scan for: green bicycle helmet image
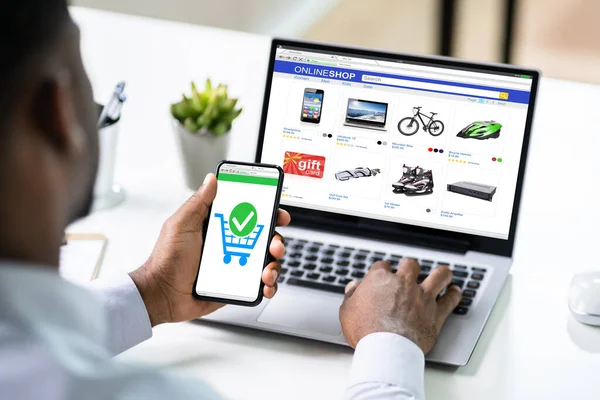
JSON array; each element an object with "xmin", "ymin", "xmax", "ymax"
[{"xmin": 456, "ymin": 120, "xmax": 502, "ymax": 140}]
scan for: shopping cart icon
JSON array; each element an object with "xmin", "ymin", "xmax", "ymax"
[{"xmin": 215, "ymin": 213, "xmax": 265, "ymax": 266}]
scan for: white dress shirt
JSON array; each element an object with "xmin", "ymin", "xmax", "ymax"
[{"xmin": 0, "ymin": 263, "xmax": 424, "ymax": 399}]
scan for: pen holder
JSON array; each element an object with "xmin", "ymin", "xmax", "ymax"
[{"xmin": 93, "ymin": 103, "xmax": 126, "ymax": 211}]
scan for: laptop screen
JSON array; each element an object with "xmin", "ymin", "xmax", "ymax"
[{"xmin": 259, "ymin": 43, "xmax": 535, "ymax": 240}]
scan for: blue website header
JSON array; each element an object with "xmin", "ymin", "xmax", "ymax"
[{"xmin": 274, "ymin": 60, "xmax": 530, "ymax": 105}]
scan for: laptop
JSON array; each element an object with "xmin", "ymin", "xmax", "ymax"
[
  {"xmin": 343, "ymin": 98, "xmax": 389, "ymax": 131},
  {"xmin": 205, "ymin": 38, "xmax": 539, "ymax": 366}
]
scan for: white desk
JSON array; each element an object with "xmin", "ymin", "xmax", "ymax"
[{"xmin": 70, "ymin": 7, "xmax": 600, "ymax": 400}]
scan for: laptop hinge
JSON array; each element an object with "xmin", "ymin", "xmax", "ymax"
[{"xmin": 293, "ymin": 214, "xmax": 470, "ymax": 255}]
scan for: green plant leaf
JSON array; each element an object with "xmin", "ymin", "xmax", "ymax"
[
  {"xmin": 184, "ymin": 117, "xmax": 199, "ymax": 132},
  {"xmin": 212, "ymin": 122, "xmax": 229, "ymax": 136}
]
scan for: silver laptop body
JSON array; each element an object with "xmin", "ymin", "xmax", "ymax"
[{"xmin": 204, "ymin": 39, "xmax": 539, "ymax": 366}]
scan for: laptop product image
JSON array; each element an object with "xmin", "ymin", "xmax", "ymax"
[
  {"xmin": 343, "ymin": 98, "xmax": 388, "ymax": 131},
  {"xmin": 205, "ymin": 38, "xmax": 539, "ymax": 366}
]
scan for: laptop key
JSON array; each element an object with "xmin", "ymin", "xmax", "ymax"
[
  {"xmin": 472, "ymin": 267, "xmax": 487, "ymax": 272},
  {"xmin": 286, "ymin": 278, "xmax": 345, "ymax": 294},
  {"xmin": 306, "ymin": 273, "xmax": 320, "ymax": 280},
  {"xmin": 288, "ymin": 260, "xmax": 301, "ymax": 268},
  {"xmin": 385, "ymin": 259, "xmax": 398, "ymax": 266},
  {"xmin": 321, "ymin": 257, "xmax": 334, "ymax": 264},
  {"xmin": 323, "ymin": 275, "xmax": 336, "ymax": 283},
  {"xmin": 354, "ymin": 254, "xmax": 367, "ymax": 261},
  {"xmin": 339, "ymin": 252, "xmax": 352, "ymax": 258},
  {"xmin": 370, "ymin": 257, "xmax": 383, "ymax": 263},
  {"xmin": 421, "ymin": 265, "xmax": 431, "ymax": 272},
  {"xmin": 352, "ymin": 262, "xmax": 366, "ymax": 269},
  {"xmin": 319, "ymin": 266, "xmax": 333, "ymax": 273},
  {"xmin": 338, "ymin": 277, "xmax": 352, "ymax": 285},
  {"xmin": 467, "ymin": 281, "xmax": 480, "ymax": 289},
  {"xmin": 293, "ymin": 243, "xmax": 304, "ymax": 250},
  {"xmin": 417, "ymin": 274, "xmax": 429, "ymax": 283},
  {"xmin": 303, "ymin": 263, "xmax": 317, "ymax": 271},
  {"xmin": 322, "ymin": 249, "xmax": 335, "ymax": 256},
  {"xmin": 471, "ymin": 273, "xmax": 484, "ymax": 281},
  {"xmin": 305, "ymin": 255, "xmax": 318, "ymax": 262},
  {"xmin": 453, "ymin": 306, "xmax": 469, "ymax": 315},
  {"xmin": 290, "ymin": 270, "xmax": 304, "ymax": 277},
  {"xmin": 437, "ymin": 262, "xmax": 450, "ymax": 266},
  {"xmin": 374, "ymin": 251, "xmax": 386, "ymax": 256},
  {"xmin": 335, "ymin": 269, "xmax": 349, "ymax": 276},
  {"xmin": 351, "ymin": 271, "xmax": 365, "ymax": 279},
  {"xmin": 391, "ymin": 254, "xmax": 403, "ymax": 259},
  {"xmin": 290, "ymin": 252, "xmax": 302, "ymax": 259},
  {"xmin": 421, "ymin": 259, "xmax": 434, "ymax": 265},
  {"xmin": 452, "ymin": 270, "xmax": 469, "ymax": 278},
  {"xmin": 279, "ymin": 259, "xmax": 285, "ymax": 265},
  {"xmin": 463, "ymin": 289, "xmax": 476, "ymax": 298},
  {"xmin": 336, "ymin": 260, "xmax": 350, "ymax": 267},
  {"xmin": 450, "ymin": 279, "xmax": 465, "ymax": 289},
  {"xmin": 277, "ymin": 276, "xmax": 285, "ymax": 283},
  {"xmin": 359, "ymin": 249, "xmax": 370, "ymax": 253},
  {"xmin": 281, "ymin": 268, "xmax": 288, "ymax": 275},
  {"xmin": 306, "ymin": 247, "xmax": 319, "ymax": 253},
  {"xmin": 313, "ymin": 242, "xmax": 324, "ymax": 247},
  {"xmin": 454, "ymin": 264, "xmax": 467, "ymax": 269},
  {"xmin": 343, "ymin": 247, "xmax": 355, "ymax": 251},
  {"xmin": 459, "ymin": 298, "xmax": 473, "ymax": 306}
]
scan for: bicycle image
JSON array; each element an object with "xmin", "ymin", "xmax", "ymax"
[
  {"xmin": 215, "ymin": 213, "xmax": 264, "ymax": 266},
  {"xmin": 398, "ymin": 106, "xmax": 445, "ymax": 136}
]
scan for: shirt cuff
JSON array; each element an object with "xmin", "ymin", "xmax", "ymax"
[
  {"xmin": 87, "ymin": 273, "xmax": 153, "ymax": 355},
  {"xmin": 348, "ymin": 332, "xmax": 425, "ymax": 398}
]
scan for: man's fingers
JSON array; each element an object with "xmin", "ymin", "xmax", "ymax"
[
  {"xmin": 276, "ymin": 209, "xmax": 291, "ymax": 227},
  {"xmin": 369, "ymin": 260, "xmax": 393, "ymax": 273},
  {"xmin": 435, "ymin": 285, "xmax": 462, "ymax": 330},
  {"xmin": 269, "ymin": 234, "xmax": 285, "ymax": 259},
  {"xmin": 263, "ymin": 282, "xmax": 278, "ymax": 299},
  {"xmin": 171, "ymin": 173, "xmax": 217, "ymax": 231},
  {"xmin": 396, "ymin": 258, "xmax": 421, "ymax": 281},
  {"xmin": 344, "ymin": 280, "xmax": 360, "ymax": 297},
  {"xmin": 420, "ymin": 266, "xmax": 453, "ymax": 297},
  {"xmin": 262, "ymin": 261, "xmax": 282, "ymax": 287}
]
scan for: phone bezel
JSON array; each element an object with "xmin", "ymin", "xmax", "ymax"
[
  {"xmin": 300, "ymin": 88, "xmax": 324, "ymax": 124},
  {"xmin": 192, "ymin": 160, "xmax": 285, "ymax": 307}
]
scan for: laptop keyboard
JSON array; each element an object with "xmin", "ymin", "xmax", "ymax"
[{"xmin": 278, "ymin": 237, "xmax": 488, "ymax": 316}]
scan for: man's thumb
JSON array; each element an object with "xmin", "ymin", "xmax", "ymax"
[{"xmin": 173, "ymin": 173, "xmax": 217, "ymax": 231}]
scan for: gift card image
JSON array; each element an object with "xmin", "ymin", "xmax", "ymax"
[{"xmin": 283, "ymin": 151, "xmax": 326, "ymax": 179}]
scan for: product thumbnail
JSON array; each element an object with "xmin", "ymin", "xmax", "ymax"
[
  {"xmin": 447, "ymin": 181, "xmax": 497, "ymax": 201},
  {"xmin": 392, "ymin": 165, "xmax": 434, "ymax": 196},
  {"xmin": 398, "ymin": 106, "xmax": 444, "ymax": 136},
  {"xmin": 456, "ymin": 120, "xmax": 502, "ymax": 140},
  {"xmin": 335, "ymin": 167, "xmax": 381, "ymax": 181}
]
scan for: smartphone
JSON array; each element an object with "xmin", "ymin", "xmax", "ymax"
[
  {"xmin": 193, "ymin": 161, "xmax": 284, "ymax": 306},
  {"xmin": 300, "ymin": 88, "xmax": 324, "ymax": 124}
]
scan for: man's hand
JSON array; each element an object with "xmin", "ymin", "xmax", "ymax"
[
  {"xmin": 130, "ymin": 173, "xmax": 291, "ymax": 326},
  {"xmin": 339, "ymin": 259, "xmax": 462, "ymax": 354}
]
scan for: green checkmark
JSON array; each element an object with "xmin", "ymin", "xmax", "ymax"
[{"xmin": 229, "ymin": 202, "xmax": 258, "ymax": 237}]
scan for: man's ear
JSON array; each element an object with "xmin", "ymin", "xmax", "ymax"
[{"xmin": 32, "ymin": 70, "xmax": 84, "ymax": 156}]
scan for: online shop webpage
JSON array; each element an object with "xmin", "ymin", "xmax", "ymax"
[
  {"xmin": 261, "ymin": 46, "xmax": 534, "ymax": 240},
  {"xmin": 195, "ymin": 164, "xmax": 280, "ymax": 302}
]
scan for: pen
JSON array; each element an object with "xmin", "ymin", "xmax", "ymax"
[{"xmin": 97, "ymin": 81, "xmax": 127, "ymax": 129}]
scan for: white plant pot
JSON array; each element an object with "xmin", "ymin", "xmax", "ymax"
[{"xmin": 173, "ymin": 119, "xmax": 229, "ymax": 191}]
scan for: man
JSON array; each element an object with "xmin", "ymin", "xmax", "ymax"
[{"xmin": 0, "ymin": 1, "xmax": 462, "ymax": 399}]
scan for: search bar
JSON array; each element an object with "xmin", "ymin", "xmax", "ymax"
[{"xmin": 362, "ymin": 75, "xmax": 508, "ymax": 100}]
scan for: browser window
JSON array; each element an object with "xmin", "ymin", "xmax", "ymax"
[{"xmin": 260, "ymin": 46, "xmax": 534, "ymax": 240}]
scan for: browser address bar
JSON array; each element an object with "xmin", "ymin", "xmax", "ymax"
[{"xmin": 362, "ymin": 75, "xmax": 508, "ymax": 100}]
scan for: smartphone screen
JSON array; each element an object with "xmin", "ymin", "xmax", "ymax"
[
  {"xmin": 194, "ymin": 162, "xmax": 283, "ymax": 305},
  {"xmin": 300, "ymin": 88, "xmax": 324, "ymax": 123}
]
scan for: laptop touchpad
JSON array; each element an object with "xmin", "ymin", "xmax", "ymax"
[{"xmin": 257, "ymin": 289, "xmax": 343, "ymax": 336}]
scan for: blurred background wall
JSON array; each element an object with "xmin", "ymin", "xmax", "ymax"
[{"xmin": 73, "ymin": 0, "xmax": 600, "ymax": 84}]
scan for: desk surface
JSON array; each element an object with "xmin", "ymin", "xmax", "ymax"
[{"xmin": 70, "ymin": 7, "xmax": 600, "ymax": 400}]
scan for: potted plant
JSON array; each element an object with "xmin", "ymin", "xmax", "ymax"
[{"xmin": 171, "ymin": 79, "xmax": 243, "ymax": 190}]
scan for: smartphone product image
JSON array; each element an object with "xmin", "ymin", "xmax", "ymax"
[
  {"xmin": 194, "ymin": 161, "xmax": 284, "ymax": 306},
  {"xmin": 300, "ymin": 88, "xmax": 324, "ymax": 123}
]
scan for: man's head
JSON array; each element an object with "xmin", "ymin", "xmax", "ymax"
[{"xmin": 0, "ymin": 1, "xmax": 98, "ymax": 265}]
